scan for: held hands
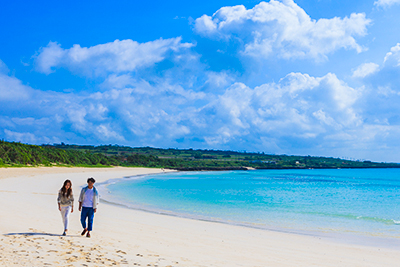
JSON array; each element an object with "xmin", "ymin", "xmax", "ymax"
[{"xmin": 94, "ymin": 208, "xmax": 97, "ymax": 213}]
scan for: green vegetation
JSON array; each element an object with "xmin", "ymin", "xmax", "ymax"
[
  {"xmin": 1, "ymin": 140, "xmax": 398, "ymax": 170},
  {"xmin": 0, "ymin": 140, "xmax": 119, "ymax": 167}
]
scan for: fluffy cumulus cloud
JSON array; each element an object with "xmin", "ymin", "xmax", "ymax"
[
  {"xmin": 194, "ymin": 0, "xmax": 371, "ymax": 60},
  {"xmin": 201, "ymin": 72, "xmax": 362, "ymax": 148},
  {"xmin": 34, "ymin": 38, "xmax": 194, "ymax": 76},
  {"xmin": 374, "ymin": 0, "xmax": 400, "ymax": 7}
]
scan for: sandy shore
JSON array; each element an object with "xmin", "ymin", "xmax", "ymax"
[{"xmin": 0, "ymin": 167, "xmax": 399, "ymax": 266}]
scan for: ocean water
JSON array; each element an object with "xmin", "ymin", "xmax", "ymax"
[{"xmin": 100, "ymin": 169, "xmax": 400, "ymax": 239}]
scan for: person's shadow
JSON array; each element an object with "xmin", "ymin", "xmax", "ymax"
[{"xmin": 5, "ymin": 232, "xmax": 80, "ymax": 237}]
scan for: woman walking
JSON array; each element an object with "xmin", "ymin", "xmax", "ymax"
[{"xmin": 57, "ymin": 179, "xmax": 74, "ymax": 236}]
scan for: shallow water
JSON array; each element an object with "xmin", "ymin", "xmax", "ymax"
[{"xmin": 100, "ymin": 169, "xmax": 400, "ymax": 239}]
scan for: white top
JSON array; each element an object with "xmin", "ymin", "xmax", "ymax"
[{"xmin": 82, "ymin": 188, "xmax": 94, "ymax": 208}]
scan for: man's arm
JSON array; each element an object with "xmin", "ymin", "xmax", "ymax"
[{"xmin": 78, "ymin": 188, "xmax": 85, "ymax": 211}]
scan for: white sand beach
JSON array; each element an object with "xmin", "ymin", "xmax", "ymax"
[{"xmin": 0, "ymin": 167, "xmax": 399, "ymax": 266}]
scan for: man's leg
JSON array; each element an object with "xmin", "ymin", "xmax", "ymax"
[
  {"xmin": 87, "ymin": 208, "xmax": 94, "ymax": 232},
  {"xmin": 80, "ymin": 207, "xmax": 88, "ymax": 229},
  {"xmin": 81, "ymin": 207, "xmax": 90, "ymax": 236}
]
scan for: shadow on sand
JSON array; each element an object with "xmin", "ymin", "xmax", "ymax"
[{"xmin": 4, "ymin": 232, "xmax": 81, "ymax": 237}]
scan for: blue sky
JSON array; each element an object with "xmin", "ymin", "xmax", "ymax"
[{"xmin": 1, "ymin": 0, "xmax": 400, "ymax": 162}]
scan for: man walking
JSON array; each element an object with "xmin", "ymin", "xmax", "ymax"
[{"xmin": 79, "ymin": 177, "xmax": 99, "ymax": 238}]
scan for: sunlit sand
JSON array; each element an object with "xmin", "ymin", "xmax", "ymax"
[{"xmin": 0, "ymin": 167, "xmax": 399, "ymax": 266}]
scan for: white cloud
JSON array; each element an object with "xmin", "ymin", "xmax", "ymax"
[
  {"xmin": 0, "ymin": 73, "xmax": 31, "ymax": 101},
  {"xmin": 4, "ymin": 129, "xmax": 37, "ymax": 143},
  {"xmin": 194, "ymin": 0, "xmax": 371, "ymax": 60},
  {"xmin": 3, "ymin": 52, "xmax": 400, "ymax": 161},
  {"xmin": 34, "ymin": 38, "xmax": 194, "ymax": 76},
  {"xmin": 67, "ymin": 107, "xmax": 89, "ymax": 133},
  {"xmin": 312, "ymin": 109, "xmax": 341, "ymax": 130},
  {"xmin": 205, "ymin": 71, "xmax": 234, "ymax": 88},
  {"xmin": 201, "ymin": 72, "xmax": 362, "ymax": 145},
  {"xmin": 95, "ymin": 124, "xmax": 124, "ymax": 141},
  {"xmin": 374, "ymin": 0, "xmax": 400, "ymax": 7},
  {"xmin": 100, "ymin": 74, "xmax": 135, "ymax": 89},
  {"xmin": 34, "ymin": 42, "xmax": 66, "ymax": 74},
  {"xmin": 377, "ymin": 86, "xmax": 400, "ymax": 96},
  {"xmin": 86, "ymin": 81, "xmax": 204, "ymax": 141},
  {"xmin": 383, "ymin": 43, "xmax": 400, "ymax": 66},
  {"xmin": 352, "ymin": 62, "xmax": 380, "ymax": 78}
]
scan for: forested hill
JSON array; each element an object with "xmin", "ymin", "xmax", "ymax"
[{"xmin": 1, "ymin": 140, "xmax": 399, "ymax": 170}]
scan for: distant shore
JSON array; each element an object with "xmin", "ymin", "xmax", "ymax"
[
  {"xmin": 0, "ymin": 166, "xmax": 399, "ymax": 266},
  {"xmin": 2, "ymin": 140, "xmax": 399, "ymax": 172},
  {"xmin": 171, "ymin": 165, "xmax": 400, "ymax": 171}
]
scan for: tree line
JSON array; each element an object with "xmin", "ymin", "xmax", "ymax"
[{"xmin": 1, "ymin": 140, "xmax": 399, "ymax": 170}]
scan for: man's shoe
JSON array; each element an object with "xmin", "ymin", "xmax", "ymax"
[
  {"xmin": 86, "ymin": 232, "xmax": 91, "ymax": 238},
  {"xmin": 81, "ymin": 229, "xmax": 87, "ymax": 236}
]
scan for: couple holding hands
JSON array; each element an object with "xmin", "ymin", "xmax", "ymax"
[{"xmin": 57, "ymin": 177, "xmax": 99, "ymax": 237}]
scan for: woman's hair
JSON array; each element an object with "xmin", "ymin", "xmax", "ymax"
[{"xmin": 61, "ymin": 179, "xmax": 72, "ymax": 198}]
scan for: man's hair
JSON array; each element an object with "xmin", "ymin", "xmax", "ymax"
[{"xmin": 87, "ymin": 177, "xmax": 96, "ymax": 183}]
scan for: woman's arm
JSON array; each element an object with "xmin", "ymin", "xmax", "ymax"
[{"xmin": 57, "ymin": 190, "xmax": 61, "ymax": 211}]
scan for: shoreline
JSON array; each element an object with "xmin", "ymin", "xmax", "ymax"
[
  {"xmin": 1, "ymin": 167, "xmax": 399, "ymax": 266},
  {"xmin": 97, "ymin": 170, "xmax": 400, "ymax": 250}
]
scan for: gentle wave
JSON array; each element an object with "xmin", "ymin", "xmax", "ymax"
[{"xmin": 298, "ymin": 210, "xmax": 400, "ymax": 225}]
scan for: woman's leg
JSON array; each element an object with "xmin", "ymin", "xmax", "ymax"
[
  {"xmin": 60, "ymin": 206, "xmax": 71, "ymax": 233},
  {"xmin": 64, "ymin": 206, "xmax": 71, "ymax": 230}
]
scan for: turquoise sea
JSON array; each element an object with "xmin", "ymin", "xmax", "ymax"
[{"xmin": 99, "ymin": 169, "xmax": 400, "ymax": 240}]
